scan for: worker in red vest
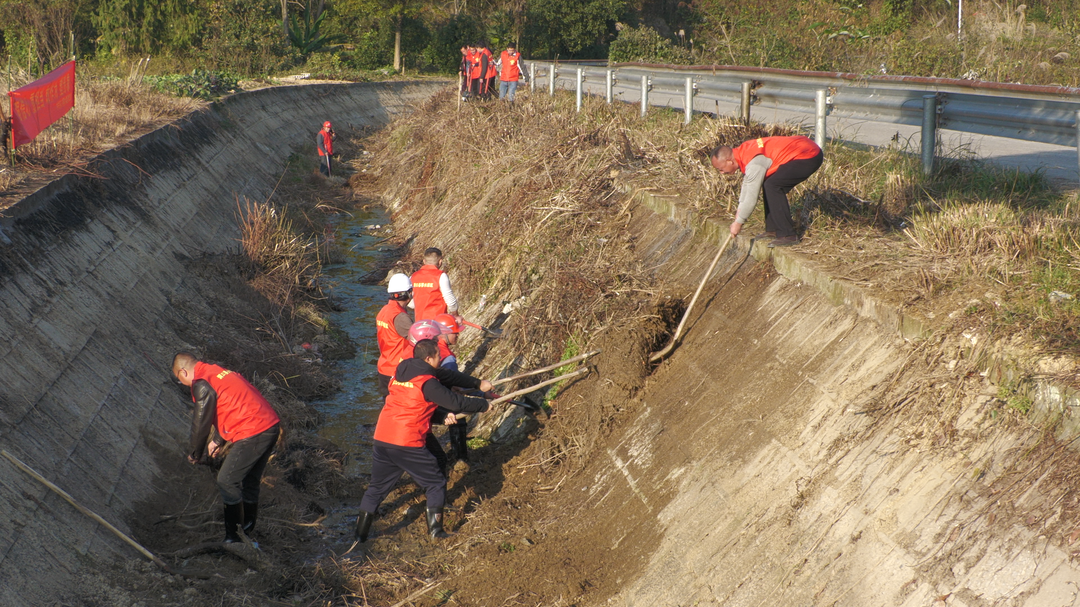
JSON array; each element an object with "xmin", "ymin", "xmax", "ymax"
[
  {"xmin": 376, "ymin": 273, "xmax": 414, "ymax": 396},
  {"xmin": 173, "ymin": 352, "xmax": 281, "ymax": 543},
  {"xmin": 354, "ymin": 339, "xmax": 493, "ymax": 542},
  {"xmin": 497, "ymin": 42, "xmax": 526, "ymax": 101},
  {"xmin": 483, "ymin": 44, "xmax": 497, "ymax": 98},
  {"xmin": 316, "ymin": 121, "xmax": 335, "ymax": 177},
  {"xmin": 410, "ymin": 247, "xmax": 458, "ymax": 321},
  {"xmin": 459, "ymin": 45, "xmax": 474, "ymax": 101},
  {"xmin": 710, "ymin": 135, "xmax": 823, "ymax": 248},
  {"xmin": 468, "ymin": 43, "xmax": 485, "ymax": 98},
  {"xmin": 434, "ymin": 313, "xmax": 471, "ymax": 464}
]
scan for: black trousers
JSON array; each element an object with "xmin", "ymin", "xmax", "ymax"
[
  {"xmin": 762, "ymin": 151, "xmax": 823, "ymax": 238},
  {"xmin": 217, "ymin": 424, "xmax": 279, "ymax": 505},
  {"xmin": 361, "ymin": 441, "xmax": 446, "ymax": 513}
]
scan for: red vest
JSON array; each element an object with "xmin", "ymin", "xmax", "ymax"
[
  {"xmin": 317, "ymin": 129, "xmax": 333, "ymax": 156},
  {"xmin": 485, "ymin": 48, "xmax": 497, "ymax": 78},
  {"xmin": 500, "ymin": 50, "xmax": 521, "ymax": 81},
  {"xmin": 732, "ymin": 136, "xmax": 820, "ymax": 178},
  {"xmin": 469, "ymin": 51, "xmax": 483, "ymax": 79},
  {"xmin": 463, "ymin": 50, "xmax": 475, "ymax": 81},
  {"xmin": 192, "ymin": 362, "xmax": 279, "ymax": 443},
  {"xmin": 438, "ymin": 339, "xmax": 453, "ymax": 362},
  {"xmin": 374, "ymin": 373, "xmax": 437, "ymax": 447},
  {"xmin": 410, "ymin": 264, "xmax": 447, "ymax": 321},
  {"xmin": 376, "ymin": 300, "xmax": 410, "ymax": 375}
]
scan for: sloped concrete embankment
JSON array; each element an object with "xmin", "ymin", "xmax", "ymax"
[
  {"xmin": 0, "ymin": 80, "xmax": 443, "ymax": 605},
  {"xmin": 565, "ymin": 191, "xmax": 1080, "ymax": 606}
]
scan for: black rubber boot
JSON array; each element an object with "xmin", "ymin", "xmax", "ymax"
[
  {"xmin": 242, "ymin": 502, "xmax": 258, "ymax": 535},
  {"xmin": 426, "ymin": 507, "xmax": 451, "ymax": 539},
  {"xmin": 223, "ymin": 503, "xmax": 244, "ymax": 543},
  {"xmin": 354, "ymin": 510, "xmax": 375, "ymax": 542}
]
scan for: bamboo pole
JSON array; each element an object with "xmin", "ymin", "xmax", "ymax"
[
  {"xmin": 490, "ymin": 350, "xmax": 601, "ymax": 387},
  {"xmin": 1, "ymin": 450, "xmax": 177, "ymax": 575}
]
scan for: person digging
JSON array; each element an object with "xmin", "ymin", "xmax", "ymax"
[
  {"xmin": 434, "ymin": 312, "xmax": 471, "ymax": 465},
  {"xmin": 410, "ymin": 247, "xmax": 458, "ymax": 321},
  {"xmin": 710, "ymin": 135, "xmax": 823, "ymax": 248},
  {"xmin": 173, "ymin": 352, "xmax": 281, "ymax": 544},
  {"xmin": 355, "ymin": 339, "xmax": 493, "ymax": 542},
  {"xmin": 316, "ymin": 120, "xmax": 336, "ymax": 177},
  {"xmin": 376, "ymin": 273, "xmax": 414, "ymax": 397}
]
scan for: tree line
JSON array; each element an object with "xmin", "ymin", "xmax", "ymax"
[{"xmin": 0, "ymin": 0, "xmax": 693, "ymax": 77}]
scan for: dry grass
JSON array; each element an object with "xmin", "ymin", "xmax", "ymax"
[
  {"xmin": 366, "ymin": 86, "xmax": 1079, "ymax": 375},
  {"xmin": 239, "ymin": 197, "xmax": 327, "ymax": 309},
  {"xmin": 0, "ymin": 73, "xmax": 202, "ymax": 193}
]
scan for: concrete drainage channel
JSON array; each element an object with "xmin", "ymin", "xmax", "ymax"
[
  {"xmin": 0, "ymin": 81, "xmax": 444, "ymax": 605},
  {"xmin": 3, "ymin": 79, "xmax": 1080, "ymax": 606}
]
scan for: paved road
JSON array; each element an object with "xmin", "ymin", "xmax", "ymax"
[{"xmin": 540, "ymin": 78, "xmax": 1080, "ymax": 188}]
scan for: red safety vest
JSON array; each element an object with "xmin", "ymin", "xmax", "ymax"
[
  {"xmin": 374, "ymin": 373, "xmax": 437, "ymax": 447},
  {"xmin": 732, "ymin": 136, "xmax": 820, "ymax": 178},
  {"xmin": 376, "ymin": 300, "xmax": 411, "ymax": 376},
  {"xmin": 462, "ymin": 50, "xmax": 474, "ymax": 82},
  {"xmin": 192, "ymin": 362, "xmax": 280, "ymax": 443},
  {"xmin": 438, "ymin": 339, "xmax": 453, "ymax": 362},
  {"xmin": 469, "ymin": 51, "xmax": 483, "ymax": 80},
  {"xmin": 317, "ymin": 129, "xmax": 333, "ymax": 156},
  {"xmin": 500, "ymin": 50, "xmax": 521, "ymax": 81},
  {"xmin": 410, "ymin": 264, "xmax": 447, "ymax": 321}
]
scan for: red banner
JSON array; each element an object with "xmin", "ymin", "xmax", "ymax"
[{"xmin": 9, "ymin": 61, "xmax": 76, "ymax": 148}]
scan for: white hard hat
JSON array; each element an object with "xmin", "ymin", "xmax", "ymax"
[{"xmin": 387, "ymin": 273, "xmax": 412, "ymax": 294}]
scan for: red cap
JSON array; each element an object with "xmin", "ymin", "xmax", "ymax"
[{"xmin": 323, "ymin": 121, "xmax": 332, "ymax": 129}]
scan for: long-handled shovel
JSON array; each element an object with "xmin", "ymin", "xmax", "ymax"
[
  {"xmin": 461, "ymin": 319, "xmax": 502, "ymax": 338},
  {"xmin": 649, "ymin": 232, "xmax": 736, "ymax": 362},
  {"xmin": 490, "ymin": 349, "xmax": 601, "ymax": 387}
]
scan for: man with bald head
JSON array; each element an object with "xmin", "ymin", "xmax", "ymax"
[
  {"xmin": 173, "ymin": 352, "xmax": 280, "ymax": 543},
  {"xmin": 710, "ymin": 135, "xmax": 823, "ymax": 248}
]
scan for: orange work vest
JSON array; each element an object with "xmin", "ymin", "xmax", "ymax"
[
  {"xmin": 500, "ymin": 50, "xmax": 522, "ymax": 81},
  {"xmin": 376, "ymin": 300, "xmax": 410, "ymax": 376},
  {"xmin": 484, "ymin": 48, "xmax": 497, "ymax": 78},
  {"xmin": 374, "ymin": 373, "xmax": 437, "ymax": 447},
  {"xmin": 410, "ymin": 264, "xmax": 447, "ymax": 321},
  {"xmin": 192, "ymin": 362, "xmax": 280, "ymax": 443},
  {"xmin": 437, "ymin": 339, "xmax": 453, "ymax": 362},
  {"xmin": 732, "ymin": 136, "xmax": 821, "ymax": 178},
  {"xmin": 469, "ymin": 51, "xmax": 483, "ymax": 80}
]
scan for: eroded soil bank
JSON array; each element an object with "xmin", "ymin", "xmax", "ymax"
[{"xmin": 344, "ymin": 90, "xmax": 1080, "ymax": 607}]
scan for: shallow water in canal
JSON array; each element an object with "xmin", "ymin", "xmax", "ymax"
[{"xmin": 314, "ymin": 206, "xmax": 394, "ymax": 477}]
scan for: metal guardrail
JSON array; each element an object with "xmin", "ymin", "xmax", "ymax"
[{"xmin": 525, "ymin": 61, "xmax": 1080, "ymax": 179}]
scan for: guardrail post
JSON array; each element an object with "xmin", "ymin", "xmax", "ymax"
[
  {"xmin": 641, "ymin": 75, "xmax": 649, "ymax": 118},
  {"xmin": 549, "ymin": 66, "xmax": 556, "ymax": 96},
  {"xmin": 921, "ymin": 94, "xmax": 938, "ymax": 176},
  {"xmin": 740, "ymin": 82, "xmax": 751, "ymax": 125},
  {"xmin": 815, "ymin": 89, "xmax": 827, "ymax": 148},
  {"xmin": 684, "ymin": 77, "xmax": 694, "ymax": 125},
  {"xmin": 1076, "ymin": 110, "xmax": 1080, "ymax": 188},
  {"xmin": 529, "ymin": 63, "xmax": 536, "ymax": 93},
  {"xmin": 576, "ymin": 68, "xmax": 584, "ymax": 112},
  {"xmin": 605, "ymin": 70, "xmax": 614, "ymax": 104}
]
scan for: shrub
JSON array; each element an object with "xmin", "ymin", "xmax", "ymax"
[
  {"xmin": 146, "ymin": 69, "xmax": 238, "ymax": 99},
  {"xmin": 608, "ymin": 24, "xmax": 692, "ymax": 65}
]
